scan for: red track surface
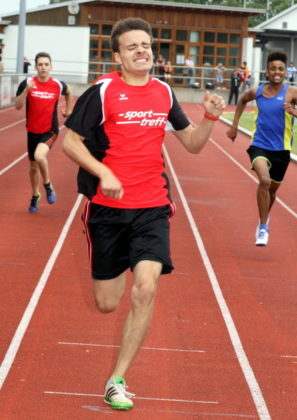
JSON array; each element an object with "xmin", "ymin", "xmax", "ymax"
[{"xmin": 0, "ymin": 101, "xmax": 297, "ymax": 419}]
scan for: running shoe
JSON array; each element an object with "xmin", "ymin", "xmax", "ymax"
[
  {"xmin": 104, "ymin": 376, "xmax": 134, "ymax": 410},
  {"xmin": 255, "ymin": 228, "xmax": 269, "ymax": 246},
  {"xmin": 28, "ymin": 193, "xmax": 41, "ymax": 213},
  {"xmin": 44, "ymin": 182, "xmax": 56, "ymax": 204},
  {"xmin": 255, "ymin": 216, "xmax": 270, "ymax": 239}
]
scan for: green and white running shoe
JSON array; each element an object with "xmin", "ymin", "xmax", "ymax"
[{"xmin": 104, "ymin": 376, "xmax": 134, "ymax": 410}]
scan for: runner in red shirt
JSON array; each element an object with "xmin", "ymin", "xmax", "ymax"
[
  {"xmin": 63, "ymin": 17, "xmax": 225, "ymax": 411},
  {"xmin": 15, "ymin": 52, "xmax": 72, "ymax": 212}
]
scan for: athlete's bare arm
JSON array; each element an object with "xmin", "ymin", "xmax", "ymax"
[
  {"xmin": 226, "ymin": 87, "xmax": 257, "ymax": 141},
  {"xmin": 61, "ymin": 86, "xmax": 73, "ymax": 118},
  {"xmin": 15, "ymin": 79, "xmax": 34, "ymax": 110},
  {"xmin": 62, "ymin": 129, "xmax": 123, "ymax": 199},
  {"xmin": 284, "ymin": 85, "xmax": 297, "ymax": 117},
  {"xmin": 174, "ymin": 91, "xmax": 225, "ymax": 154}
]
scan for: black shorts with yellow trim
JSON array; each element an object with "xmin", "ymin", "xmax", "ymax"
[
  {"xmin": 82, "ymin": 202, "xmax": 174, "ymax": 280},
  {"xmin": 247, "ymin": 145, "xmax": 290, "ymax": 183},
  {"xmin": 27, "ymin": 131, "xmax": 58, "ymax": 161}
]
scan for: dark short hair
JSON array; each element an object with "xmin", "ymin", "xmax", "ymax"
[
  {"xmin": 110, "ymin": 17, "xmax": 153, "ymax": 53},
  {"xmin": 35, "ymin": 52, "xmax": 52, "ymax": 65},
  {"xmin": 267, "ymin": 51, "xmax": 287, "ymax": 68}
]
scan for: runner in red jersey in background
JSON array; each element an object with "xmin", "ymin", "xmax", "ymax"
[
  {"xmin": 63, "ymin": 17, "xmax": 225, "ymax": 411},
  {"xmin": 15, "ymin": 52, "xmax": 72, "ymax": 212}
]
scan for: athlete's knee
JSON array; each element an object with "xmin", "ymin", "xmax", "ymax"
[
  {"xmin": 132, "ymin": 281, "xmax": 157, "ymax": 307},
  {"xmin": 258, "ymin": 176, "xmax": 271, "ymax": 190},
  {"xmin": 29, "ymin": 161, "xmax": 39, "ymax": 173},
  {"xmin": 34, "ymin": 152, "xmax": 47, "ymax": 164},
  {"xmin": 94, "ymin": 295, "xmax": 120, "ymax": 313}
]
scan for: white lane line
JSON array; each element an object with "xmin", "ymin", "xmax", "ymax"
[
  {"xmin": 280, "ymin": 355, "xmax": 297, "ymax": 358},
  {"xmin": 82, "ymin": 405, "xmax": 258, "ymax": 418},
  {"xmin": 0, "ymin": 125, "xmax": 66, "ymax": 176},
  {"xmin": 0, "ymin": 194, "xmax": 83, "ymax": 390},
  {"xmin": 57, "ymin": 341, "xmax": 205, "ymax": 353},
  {"xmin": 44, "ymin": 390, "xmax": 218, "ymax": 405},
  {"xmin": 0, "ymin": 119, "xmax": 26, "ymax": 132},
  {"xmin": 209, "ymin": 138, "xmax": 297, "ymax": 219},
  {"xmin": 0, "ymin": 152, "xmax": 28, "ymax": 176},
  {"xmin": 0, "ymin": 106, "xmax": 15, "ymax": 113},
  {"xmin": 163, "ymin": 144, "xmax": 271, "ymax": 420}
]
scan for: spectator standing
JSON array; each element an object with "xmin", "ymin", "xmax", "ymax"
[
  {"xmin": 214, "ymin": 62, "xmax": 226, "ymax": 89},
  {"xmin": 23, "ymin": 56, "xmax": 31, "ymax": 74},
  {"xmin": 184, "ymin": 55, "xmax": 194, "ymax": 87},
  {"xmin": 0, "ymin": 43, "xmax": 4, "ymax": 72},
  {"xmin": 228, "ymin": 68, "xmax": 241, "ymax": 105},
  {"xmin": 239, "ymin": 61, "xmax": 250, "ymax": 92},
  {"xmin": 287, "ymin": 62, "xmax": 296, "ymax": 85},
  {"xmin": 164, "ymin": 60, "xmax": 173, "ymax": 84},
  {"xmin": 155, "ymin": 54, "xmax": 165, "ymax": 81}
]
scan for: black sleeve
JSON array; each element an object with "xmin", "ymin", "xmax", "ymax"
[
  {"xmin": 60, "ymin": 81, "xmax": 68, "ymax": 96},
  {"xmin": 65, "ymin": 84, "xmax": 103, "ymax": 139},
  {"xmin": 16, "ymin": 79, "xmax": 27, "ymax": 97},
  {"xmin": 167, "ymin": 89, "xmax": 190, "ymax": 131}
]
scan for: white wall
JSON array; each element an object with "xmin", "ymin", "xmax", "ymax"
[
  {"xmin": 252, "ymin": 46, "xmax": 262, "ymax": 86},
  {"xmin": 2, "ymin": 25, "xmax": 90, "ymax": 83},
  {"xmin": 242, "ymin": 37, "xmax": 254, "ymax": 69},
  {"xmin": 265, "ymin": 10, "xmax": 297, "ymax": 30}
]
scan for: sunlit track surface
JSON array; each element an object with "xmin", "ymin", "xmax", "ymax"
[{"xmin": 0, "ymin": 102, "xmax": 296, "ymax": 419}]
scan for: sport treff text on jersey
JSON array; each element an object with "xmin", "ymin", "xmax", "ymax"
[
  {"xmin": 16, "ymin": 76, "xmax": 68, "ymax": 134},
  {"xmin": 251, "ymin": 84, "xmax": 294, "ymax": 151},
  {"xmin": 65, "ymin": 71, "xmax": 190, "ymax": 209}
]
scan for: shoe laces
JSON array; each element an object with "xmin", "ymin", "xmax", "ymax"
[
  {"xmin": 113, "ymin": 382, "xmax": 135, "ymax": 399},
  {"xmin": 258, "ymin": 228, "xmax": 268, "ymax": 239}
]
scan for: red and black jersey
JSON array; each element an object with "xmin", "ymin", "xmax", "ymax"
[
  {"xmin": 16, "ymin": 76, "xmax": 68, "ymax": 134},
  {"xmin": 65, "ymin": 71, "xmax": 190, "ymax": 209}
]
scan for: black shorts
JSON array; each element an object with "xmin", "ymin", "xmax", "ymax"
[
  {"xmin": 82, "ymin": 202, "xmax": 174, "ymax": 280},
  {"xmin": 27, "ymin": 131, "xmax": 58, "ymax": 161},
  {"xmin": 247, "ymin": 145, "xmax": 290, "ymax": 183}
]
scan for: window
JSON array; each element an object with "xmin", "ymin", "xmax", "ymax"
[
  {"xmin": 152, "ymin": 28, "xmax": 159, "ymax": 39},
  {"xmin": 89, "ymin": 50, "xmax": 98, "ymax": 60},
  {"xmin": 89, "ymin": 39, "xmax": 98, "ymax": 49},
  {"xmin": 230, "ymin": 33, "xmax": 240, "ymax": 44},
  {"xmin": 89, "ymin": 24, "xmax": 98, "ymax": 35},
  {"xmin": 217, "ymin": 33, "xmax": 228, "ymax": 44},
  {"xmin": 229, "ymin": 47, "xmax": 240, "ymax": 56},
  {"xmin": 102, "ymin": 40, "xmax": 110, "ymax": 49},
  {"xmin": 102, "ymin": 25, "xmax": 112, "ymax": 36},
  {"xmin": 175, "ymin": 44, "xmax": 185, "ymax": 54},
  {"xmin": 176, "ymin": 30, "xmax": 187, "ymax": 41},
  {"xmin": 203, "ymin": 45, "xmax": 214, "ymax": 55},
  {"xmin": 190, "ymin": 31, "xmax": 200, "ymax": 42},
  {"xmin": 101, "ymin": 50, "xmax": 112, "ymax": 61},
  {"xmin": 161, "ymin": 29, "xmax": 171, "ymax": 40},
  {"xmin": 204, "ymin": 32, "xmax": 215, "ymax": 43},
  {"xmin": 217, "ymin": 47, "xmax": 226, "ymax": 56}
]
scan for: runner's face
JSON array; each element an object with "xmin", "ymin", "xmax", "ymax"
[
  {"xmin": 35, "ymin": 57, "xmax": 52, "ymax": 80},
  {"xmin": 114, "ymin": 30, "xmax": 153, "ymax": 77},
  {"xmin": 266, "ymin": 60, "xmax": 287, "ymax": 84}
]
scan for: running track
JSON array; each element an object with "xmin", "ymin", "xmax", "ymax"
[{"xmin": 0, "ymin": 100, "xmax": 296, "ymax": 419}]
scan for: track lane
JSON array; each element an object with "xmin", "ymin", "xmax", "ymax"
[{"xmin": 0, "ymin": 103, "xmax": 297, "ymax": 418}]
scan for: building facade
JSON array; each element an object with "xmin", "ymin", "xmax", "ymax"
[{"xmin": 1, "ymin": 0, "xmax": 264, "ymax": 86}]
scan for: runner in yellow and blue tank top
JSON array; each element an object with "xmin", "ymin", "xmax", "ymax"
[{"xmin": 227, "ymin": 51, "xmax": 297, "ymax": 246}]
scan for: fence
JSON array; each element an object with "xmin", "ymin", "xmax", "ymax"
[
  {"xmin": 3, "ymin": 58, "xmax": 293, "ymax": 88},
  {"xmin": 1, "ymin": 62, "xmax": 295, "ymax": 107}
]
